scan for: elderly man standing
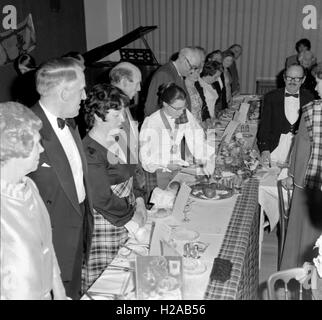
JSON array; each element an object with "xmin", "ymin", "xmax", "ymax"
[
  {"xmin": 28, "ymin": 57, "xmax": 94, "ymax": 299},
  {"xmin": 227, "ymin": 44, "xmax": 242, "ymax": 96},
  {"xmin": 144, "ymin": 47, "xmax": 202, "ymax": 117},
  {"xmin": 109, "ymin": 62, "xmax": 147, "ymax": 200},
  {"xmin": 257, "ymin": 64, "xmax": 314, "ymax": 166}
]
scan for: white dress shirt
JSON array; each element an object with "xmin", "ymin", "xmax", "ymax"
[
  {"xmin": 139, "ymin": 109, "xmax": 215, "ymax": 173},
  {"xmin": 284, "ymin": 89, "xmax": 300, "ymax": 125},
  {"xmin": 199, "ymin": 78, "xmax": 219, "ymax": 118},
  {"xmin": 40, "ymin": 103, "xmax": 86, "ymax": 203},
  {"xmin": 270, "ymin": 90, "xmax": 300, "ymax": 163}
]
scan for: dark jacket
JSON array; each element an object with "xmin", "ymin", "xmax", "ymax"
[
  {"xmin": 28, "ymin": 103, "xmax": 94, "ymax": 283},
  {"xmin": 257, "ymin": 88, "xmax": 314, "ymax": 153},
  {"xmin": 82, "ymin": 135, "xmax": 137, "ymax": 227}
]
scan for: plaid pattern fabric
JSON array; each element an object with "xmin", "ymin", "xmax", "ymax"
[
  {"xmin": 302, "ymin": 100, "xmax": 322, "ymax": 189},
  {"xmin": 111, "ymin": 176, "xmax": 136, "ymax": 206},
  {"xmin": 81, "ymin": 209, "xmax": 128, "ymax": 292},
  {"xmin": 204, "ymin": 178, "xmax": 260, "ymax": 300},
  {"xmin": 144, "ymin": 169, "xmax": 158, "ymax": 206},
  {"xmin": 175, "ymin": 109, "xmax": 189, "ymax": 124}
]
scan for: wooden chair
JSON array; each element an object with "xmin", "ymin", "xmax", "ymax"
[
  {"xmin": 267, "ymin": 267, "xmax": 313, "ymax": 300},
  {"xmin": 277, "ymin": 180, "xmax": 292, "ymax": 270}
]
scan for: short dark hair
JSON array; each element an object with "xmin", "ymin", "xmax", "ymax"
[
  {"xmin": 200, "ymin": 61, "xmax": 223, "ymax": 77},
  {"xmin": 222, "ymin": 50, "xmax": 235, "ymax": 59},
  {"xmin": 206, "ymin": 50, "xmax": 222, "ymax": 62},
  {"xmin": 83, "ymin": 83, "xmax": 129, "ymax": 130},
  {"xmin": 157, "ymin": 82, "xmax": 186, "ymax": 107},
  {"xmin": 284, "ymin": 63, "xmax": 306, "ymax": 77},
  {"xmin": 14, "ymin": 53, "xmax": 36, "ymax": 75},
  {"xmin": 295, "ymin": 38, "xmax": 311, "ymax": 52}
]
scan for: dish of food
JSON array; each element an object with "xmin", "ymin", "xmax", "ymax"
[
  {"xmin": 190, "ymin": 183, "xmax": 233, "ymax": 201},
  {"xmin": 148, "ymin": 207, "xmax": 172, "ymax": 219}
]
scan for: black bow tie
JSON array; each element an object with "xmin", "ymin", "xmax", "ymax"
[
  {"xmin": 57, "ymin": 117, "xmax": 76, "ymax": 129},
  {"xmin": 285, "ymin": 93, "xmax": 299, "ymax": 98}
]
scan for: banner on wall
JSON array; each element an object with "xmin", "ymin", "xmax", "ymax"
[{"xmin": 0, "ymin": 14, "xmax": 36, "ymax": 66}]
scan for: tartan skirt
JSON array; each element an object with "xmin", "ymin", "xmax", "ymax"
[{"xmin": 81, "ymin": 210, "xmax": 129, "ymax": 292}]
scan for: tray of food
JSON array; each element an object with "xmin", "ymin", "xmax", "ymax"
[{"xmin": 190, "ymin": 182, "xmax": 233, "ymax": 201}]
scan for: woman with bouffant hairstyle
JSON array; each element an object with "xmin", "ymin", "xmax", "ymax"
[
  {"xmin": 81, "ymin": 83, "xmax": 147, "ymax": 291},
  {"xmin": 0, "ymin": 102, "xmax": 67, "ymax": 300}
]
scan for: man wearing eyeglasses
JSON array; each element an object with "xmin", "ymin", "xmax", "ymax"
[
  {"xmin": 257, "ymin": 64, "xmax": 314, "ymax": 166},
  {"xmin": 144, "ymin": 47, "xmax": 202, "ymax": 117}
]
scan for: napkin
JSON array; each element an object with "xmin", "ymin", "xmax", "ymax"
[
  {"xmin": 150, "ymin": 187, "xmax": 176, "ymax": 209},
  {"xmin": 270, "ymin": 132, "xmax": 293, "ymax": 164},
  {"xmin": 210, "ymin": 258, "xmax": 233, "ymax": 282},
  {"xmin": 88, "ymin": 269, "xmax": 131, "ymax": 295}
]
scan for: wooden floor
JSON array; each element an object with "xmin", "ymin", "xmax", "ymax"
[{"xmin": 258, "ymin": 228, "xmax": 279, "ymax": 300}]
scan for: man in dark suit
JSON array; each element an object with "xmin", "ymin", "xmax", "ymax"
[
  {"xmin": 29, "ymin": 58, "xmax": 93, "ymax": 299},
  {"xmin": 144, "ymin": 47, "xmax": 202, "ymax": 117},
  {"xmin": 109, "ymin": 62, "xmax": 147, "ymax": 201},
  {"xmin": 257, "ymin": 64, "xmax": 315, "ymax": 165}
]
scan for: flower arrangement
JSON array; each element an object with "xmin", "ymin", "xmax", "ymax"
[{"xmin": 216, "ymin": 132, "xmax": 261, "ymax": 177}]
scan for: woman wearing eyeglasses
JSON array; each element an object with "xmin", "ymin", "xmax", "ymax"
[
  {"xmin": 139, "ymin": 83, "xmax": 216, "ymax": 189},
  {"xmin": 280, "ymin": 62, "xmax": 322, "ymax": 270}
]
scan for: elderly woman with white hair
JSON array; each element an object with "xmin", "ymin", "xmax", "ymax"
[{"xmin": 0, "ymin": 102, "xmax": 67, "ymax": 300}]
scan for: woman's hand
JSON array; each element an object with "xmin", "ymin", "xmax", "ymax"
[
  {"xmin": 261, "ymin": 151, "xmax": 271, "ymax": 167},
  {"xmin": 281, "ymin": 176, "xmax": 294, "ymax": 190}
]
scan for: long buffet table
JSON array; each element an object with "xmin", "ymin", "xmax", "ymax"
[{"xmin": 82, "ymin": 95, "xmax": 263, "ymax": 300}]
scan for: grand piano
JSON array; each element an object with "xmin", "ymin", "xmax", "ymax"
[{"xmin": 82, "ymin": 26, "xmax": 160, "ymax": 126}]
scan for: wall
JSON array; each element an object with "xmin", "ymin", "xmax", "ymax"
[
  {"xmin": 0, "ymin": 0, "xmax": 87, "ymax": 101},
  {"xmin": 122, "ymin": 0, "xmax": 322, "ymax": 93},
  {"xmin": 84, "ymin": 0, "xmax": 123, "ymax": 61}
]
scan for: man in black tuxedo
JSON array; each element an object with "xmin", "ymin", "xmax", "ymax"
[
  {"xmin": 257, "ymin": 64, "xmax": 315, "ymax": 165},
  {"xmin": 29, "ymin": 58, "xmax": 93, "ymax": 299}
]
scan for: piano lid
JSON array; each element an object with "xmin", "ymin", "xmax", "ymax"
[{"xmin": 83, "ymin": 26, "xmax": 158, "ymax": 65}]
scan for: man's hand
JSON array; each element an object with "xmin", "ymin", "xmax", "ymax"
[
  {"xmin": 281, "ymin": 176, "xmax": 294, "ymax": 190},
  {"xmin": 132, "ymin": 198, "xmax": 147, "ymax": 227},
  {"xmin": 261, "ymin": 150, "xmax": 271, "ymax": 167}
]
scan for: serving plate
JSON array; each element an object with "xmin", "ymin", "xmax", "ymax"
[{"xmin": 190, "ymin": 183, "xmax": 234, "ymax": 201}]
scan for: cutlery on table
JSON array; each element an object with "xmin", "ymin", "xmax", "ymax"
[
  {"xmin": 107, "ymin": 264, "xmax": 134, "ymax": 272},
  {"xmin": 120, "ymin": 244, "xmax": 144, "ymax": 256}
]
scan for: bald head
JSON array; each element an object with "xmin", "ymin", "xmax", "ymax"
[
  {"xmin": 177, "ymin": 47, "xmax": 202, "ymax": 77},
  {"xmin": 109, "ymin": 62, "xmax": 142, "ymax": 99}
]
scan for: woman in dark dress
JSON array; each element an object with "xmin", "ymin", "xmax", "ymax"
[{"xmin": 81, "ymin": 84, "xmax": 147, "ymax": 291}]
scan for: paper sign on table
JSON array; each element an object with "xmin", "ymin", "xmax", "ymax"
[
  {"xmin": 136, "ymin": 256, "xmax": 184, "ymax": 300},
  {"xmin": 234, "ymin": 103, "xmax": 249, "ymax": 124},
  {"xmin": 223, "ymin": 120, "xmax": 239, "ymax": 143},
  {"xmin": 172, "ymin": 183, "xmax": 192, "ymax": 219},
  {"xmin": 149, "ymin": 221, "xmax": 173, "ymax": 255}
]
